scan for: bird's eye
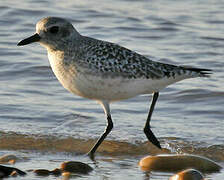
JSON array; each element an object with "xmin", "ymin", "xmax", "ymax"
[{"xmin": 49, "ymin": 26, "xmax": 59, "ymax": 34}]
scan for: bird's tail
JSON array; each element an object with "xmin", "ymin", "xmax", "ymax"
[{"xmin": 181, "ymin": 66, "xmax": 212, "ymax": 77}]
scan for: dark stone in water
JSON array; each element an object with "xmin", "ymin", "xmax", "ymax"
[
  {"xmin": 51, "ymin": 168, "xmax": 62, "ymax": 176},
  {"xmin": 33, "ymin": 169, "xmax": 51, "ymax": 176},
  {"xmin": 61, "ymin": 161, "xmax": 93, "ymax": 174},
  {"xmin": 0, "ymin": 164, "xmax": 26, "ymax": 177},
  {"xmin": 33, "ymin": 168, "xmax": 62, "ymax": 176}
]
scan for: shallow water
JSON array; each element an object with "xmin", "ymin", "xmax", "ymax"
[{"xmin": 0, "ymin": 0, "xmax": 223, "ymax": 179}]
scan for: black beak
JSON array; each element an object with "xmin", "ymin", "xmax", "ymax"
[{"xmin": 17, "ymin": 33, "xmax": 41, "ymax": 46}]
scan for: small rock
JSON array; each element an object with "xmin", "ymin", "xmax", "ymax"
[
  {"xmin": 169, "ymin": 169, "xmax": 204, "ymax": 180},
  {"xmin": 61, "ymin": 161, "xmax": 93, "ymax": 174},
  {"xmin": 139, "ymin": 154, "xmax": 222, "ymax": 172},
  {"xmin": 62, "ymin": 171, "xmax": 71, "ymax": 178},
  {"xmin": 33, "ymin": 168, "xmax": 62, "ymax": 176},
  {"xmin": 33, "ymin": 169, "xmax": 51, "ymax": 176},
  {"xmin": 51, "ymin": 168, "xmax": 61, "ymax": 176},
  {"xmin": 0, "ymin": 154, "xmax": 17, "ymax": 164},
  {"xmin": 0, "ymin": 164, "xmax": 26, "ymax": 177},
  {"xmin": 10, "ymin": 170, "xmax": 18, "ymax": 177}
]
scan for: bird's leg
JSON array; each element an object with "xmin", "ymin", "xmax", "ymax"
[
  {"xmin": 88, "ymin": 101, "xmax": 113, "ymax": 160},
  {"xmin": 143, "ymin": 92, "xmax": 161, "ymax": 149}
]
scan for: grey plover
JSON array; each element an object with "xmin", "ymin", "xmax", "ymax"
[{"xmin": 17, "ymin": 17, "xmax": 211, "ymax": 159}]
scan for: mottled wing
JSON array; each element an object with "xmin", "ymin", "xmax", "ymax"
[{"xmin": 80, "ymin": 38, "xmax": 176, "ymax": 79}]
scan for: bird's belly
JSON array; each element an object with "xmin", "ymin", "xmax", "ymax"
[
  {"xmin": 60, "ymin": 71, "xmax": 171, "ymax": 102},
  {"xmin": 69, "ymin": 74, "xmax": 146, "ymax": 101}
]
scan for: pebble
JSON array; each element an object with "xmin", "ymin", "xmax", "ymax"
[
  {"xmin": 169, "ymin": 169, "xmax": 204, "ymax": 180},
  {"xmin": 32, "ymin": 161, "xmax": 92, "ymax": 177},
  {"xmin": 62, "ymin": 172, "xmax": 71, "ymax": 180},
  {"xmin": 61, "ymin": 161, "xmax": 93, "ymax": 174},
  {"xmin": 10, "ymin": 170, "xmax": 18, "ymax": 177},
  {"xmin": 33, "ymin": 169, "xmax": 51, "ymax": 176},
  {"xmin": 0, "ymin": 154, "xmax": 17, "ymax": 164},
  {"xmin": 51, "ymin": 168, "xmax": 62, "ymax": 176},
  {"xmin": 0, "ymin": 164, "xmax": 26, "ymax": 177},
  {"xmin": 33, "ymin": 168, "xmax": 62, "ymax": 176},
  {"xmin": 139, "ymin": 154, "xmax": 222, "ymax": 172}
]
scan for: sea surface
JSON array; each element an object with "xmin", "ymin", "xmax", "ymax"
[{"xmin": 0, "ymin": 0, "xmax": 223, "ymax": 179}]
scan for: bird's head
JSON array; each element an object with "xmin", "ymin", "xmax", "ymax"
[{"xmin": 17, "ymin": 17, "xmax": 80, "ymax": 50}]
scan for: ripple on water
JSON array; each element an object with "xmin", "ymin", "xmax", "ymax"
[{"xmin": 0, "ymin": 132, "xmax": 223, "ymax": 162}]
